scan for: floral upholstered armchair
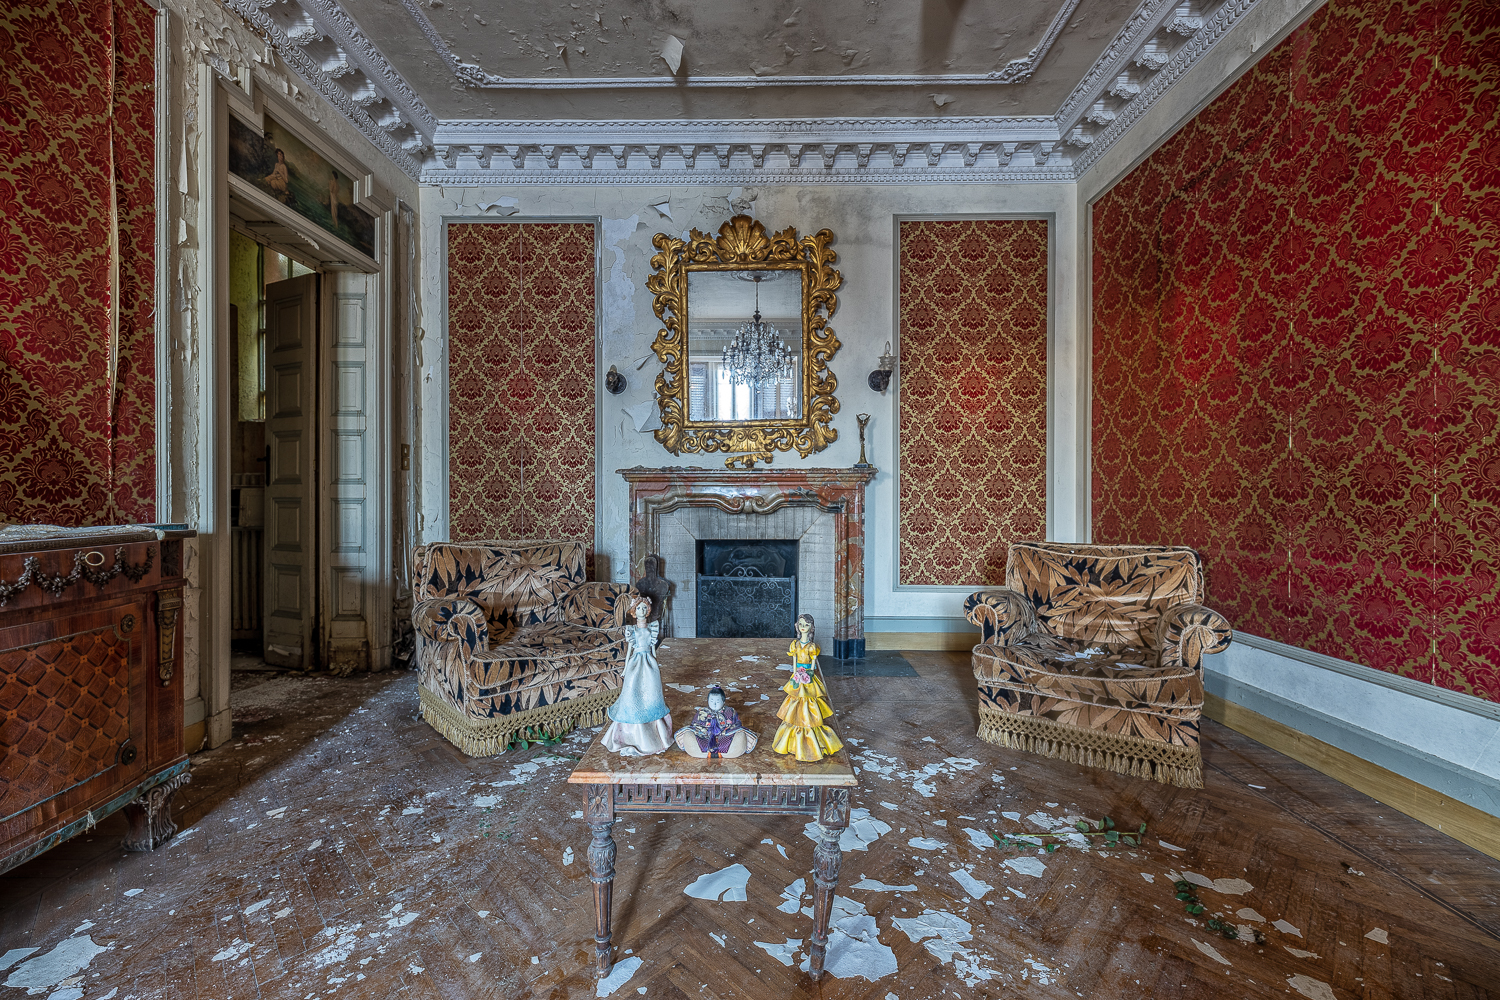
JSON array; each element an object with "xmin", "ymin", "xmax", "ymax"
[
  {"xmin": 411, "ymin": 540, "xmax": 639, "ymax": 756},
  {"xmin": 964, "ymin": 542, "xmax": 1233, "ymax": 788}
]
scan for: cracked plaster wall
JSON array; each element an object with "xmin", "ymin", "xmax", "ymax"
[{"xmin": 416, "ymin": 183, "xmax": 1083, "ymax": 625}]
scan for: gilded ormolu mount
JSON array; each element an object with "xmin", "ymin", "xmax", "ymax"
[{"xmin": 646, "ymin": 215, "xmax": 842, "ymax": 470}]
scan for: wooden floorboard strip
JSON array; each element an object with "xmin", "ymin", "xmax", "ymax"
[{"xmin": 1204, "ymin": 691, "xmax": 1500, "ymax": 862}]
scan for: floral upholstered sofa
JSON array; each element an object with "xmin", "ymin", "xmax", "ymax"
[
  {"xmin": 965, "ymin": 542, "xmax": 1233, "ymax": 788},
  {"xmin": 411, "ymin": 539, "xmax": 639, "ymax": 756}
]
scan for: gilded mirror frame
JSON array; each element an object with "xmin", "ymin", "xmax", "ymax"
[{"xmin": 647, "ymin": 215, "xmax": 842, "ymax": 469}]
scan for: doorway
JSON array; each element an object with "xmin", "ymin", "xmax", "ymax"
[{"xmin": 228, "ymin": 231, "xmax": 323, "ymax": 670}]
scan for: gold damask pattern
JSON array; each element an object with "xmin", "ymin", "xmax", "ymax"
[
  {"xmin": 0, "ymin": 0, "xmax": 157, "ymax": 525},
  {"xmin": 447, "ymin": 222, "xmax": 595, "ymax": 548},
  {"xmin": 1091, "ymin": 0, "xmax": 1499, "ymax": 698},
  {"xmin": 898, "ymin": 220, "xmax": 1048, "ymax": 586}
]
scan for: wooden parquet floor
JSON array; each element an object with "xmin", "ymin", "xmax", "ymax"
[{"xmin": 2, "ymin": 642, "xmax": 1497, "ymax": 999}]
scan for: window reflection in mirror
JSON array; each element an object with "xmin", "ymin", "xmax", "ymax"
[{"xmin": 686, "ymin": 269, "xmax": 803, "ymax": 422}]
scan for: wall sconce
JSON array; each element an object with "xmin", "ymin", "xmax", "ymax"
[
  {"xmin": 867, "ymin": 341, "xmax": 896, "ymax": 393},
  {"xmin": 605, "ymin": 365, "xmax": 627, "ymax": 394}
]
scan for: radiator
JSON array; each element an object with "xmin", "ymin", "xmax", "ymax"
[{"xmin": 230, "ymin": 526, "xmax": 263, "ymax": 634}]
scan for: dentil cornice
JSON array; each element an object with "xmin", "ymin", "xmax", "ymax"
[{"xmin": 237, "ymin": 0, "xmax": 1268, "ymax": 186}]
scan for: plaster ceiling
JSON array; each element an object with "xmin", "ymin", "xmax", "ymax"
[{"xmin": 334, "ymin": 0, "xmax": 1139, "ymax": 121}]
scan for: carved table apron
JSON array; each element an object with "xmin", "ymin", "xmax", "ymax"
[{"xmin": 566, "ymin": 642, "xmax": 857, "ymax": 981}]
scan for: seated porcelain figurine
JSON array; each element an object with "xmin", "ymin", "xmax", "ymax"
[{"xmin": 674, "ymin": 686, "xmax": 758, "ymax": 759}]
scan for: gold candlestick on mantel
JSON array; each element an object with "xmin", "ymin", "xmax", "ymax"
[{"xmin": 855, "ymin": 413, "xmax": 871, "ymax": 467}]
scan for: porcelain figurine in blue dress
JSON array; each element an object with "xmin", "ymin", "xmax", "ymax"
[
  {"xmin": 674, "ymin": 686, "xmax": 758, "ymax": 759},
  {"xmin": 602, "ymin": 597, "xmax": 673, "ymax": 756}
]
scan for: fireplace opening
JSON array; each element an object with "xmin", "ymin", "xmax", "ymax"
[{"xmin": 696, "ymin": 539, "xmax": 798, "ymax": 638}]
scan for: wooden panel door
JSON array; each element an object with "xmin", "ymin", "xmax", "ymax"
[{"xmin": 264, "ymin": 274, "xmax": 318, "ymax": 669}]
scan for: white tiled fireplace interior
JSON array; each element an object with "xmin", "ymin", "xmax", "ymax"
[{"xmin": 657, "ymin": 505, "xmax": 836, "ymax": 641}]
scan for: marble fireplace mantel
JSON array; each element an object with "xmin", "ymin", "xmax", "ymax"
[{"xmin": 619, "ymin": 466, "xmax": 878, "ymax": 658}]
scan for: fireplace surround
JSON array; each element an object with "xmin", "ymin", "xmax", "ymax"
[{"xmin": 619, "ymin": 466, "xmax": 878, "ymax": 658}]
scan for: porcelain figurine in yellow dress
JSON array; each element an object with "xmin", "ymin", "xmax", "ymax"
[{"xmin": 772, "ymin": 614, "xmax": 843, "ymax": 762}]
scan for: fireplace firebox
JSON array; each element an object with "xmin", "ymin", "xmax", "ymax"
[{"xmin": 696, "ymin": 539, "xmax": 798, "ymax": 638}]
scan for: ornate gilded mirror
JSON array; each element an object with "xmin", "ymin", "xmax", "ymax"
[{"xmin": 647, "ymin": 215, "xmax": 841, "ymax": 469}]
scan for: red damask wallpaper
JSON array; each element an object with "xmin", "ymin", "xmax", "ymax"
[
  {"xmin": 1092, "ymin": 0, "xmax": 1498, "ymax": 697},
  {"xmin": 447, "ymin": 222, "xmax": 596, "ymax": 556},
  {"xmin": 899, "ymin": 219, "xmax": 1049, "ymax": 586},
  {"xmin": 0, "ymin": 0, "xmax": 156, "ymax": 526}
]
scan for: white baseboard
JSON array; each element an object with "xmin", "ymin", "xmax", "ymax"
[{"xmin": 1208, "ymin": 633, "xmax": 1500, "ymax": 820}]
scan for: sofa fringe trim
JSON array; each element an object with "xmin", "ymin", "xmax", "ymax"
[
  {"xmin": 418, "ymin": 685, "xmax": 621, "ymax": 758},
  {"xmin": 976, "ymin": 707, "xmax": 1203, "ymax": 788}
]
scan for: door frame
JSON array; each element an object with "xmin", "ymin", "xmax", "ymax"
[{"xmin": 192, "ymin": 69, "xmax": 398, "ymax": 748}]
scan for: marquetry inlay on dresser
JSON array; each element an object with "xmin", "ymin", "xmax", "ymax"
[{"xmin": 0, "ymin": 524, "xmax": 195, "ymax": 873}]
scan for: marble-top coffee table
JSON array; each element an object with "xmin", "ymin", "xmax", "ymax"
[{"xmin": 567, "ymin": 638, "xmax": 857, "ymax": 981}]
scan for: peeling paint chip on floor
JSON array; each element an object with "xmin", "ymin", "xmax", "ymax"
[
  {"xmin": 684, "ymin": 863, "xmax": 751, "ymax": 902},
  {"xmin": 1192, "ymin": 939, "xmax": 1231, "ymax": 965},
  {"xmin": 797, "ymin": 896, "xmax": 898, "ymax": 982},
  {"xmin": 1159, "ymin": 840, "xmax": 1185, "ymax": 851},
  {"xmin": 1004, "ymin": 856, "xmax": 1046, "ymax": 878},
  {"xmin": 1236, "ymin": 907, "xmax": 1266, "ymax": 922},
  {"xmin": 753, "ymin": 938, "xmax": 801, "ymax": 967},
  {"xmin": 852, "ymin": 877, "xmax": 917, "ymax": 892},
  {"xmin": 1364, "ymin": 927, "xmax": 1389, "ymax": 944},
  {"xmin": 1288, "ymin": 974, "xmax": 1338, "ymax": 1000},
  {"xmin": 908, "ymin": 836, "xmax": 944, "ymax": 850},
  {"xmin": 947, "ymin": 867, "xmax": 993, "ymax": 900},
  {"xmin": 2, "ymin": 937, "xmax": 107, "ymax": 992},
  {"xmin": 1284, "ymin": 946, "xmax": 1321, "ymax": 959},
  {"xmin": 1273, "ymin": 919, "xmax": 1303, "ymax": 937},
  {"xmin": 777, "ymin": 878, "xmax": 807, "ymax": 913},
  {"xmin": 596, "ymin": 956, "xmax": 643, "ymax": 997},
  {"xmin": 563, "ymin": 847, "xmax": 574, "ymax": 866}
]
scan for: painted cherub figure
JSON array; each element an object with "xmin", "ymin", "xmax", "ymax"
[
  {"xmin": 601, "ymin": 596, "xmax": 672, "ymax": 756},
  {"xmin": 771, "ymin": 613, "xmax": 843, "ymax": 762},
  {"xmin": 674, "ymin": 685, "xmax": 758, "ymax": 759}
]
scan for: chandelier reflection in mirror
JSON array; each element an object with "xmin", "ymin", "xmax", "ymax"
[{"xmin": 722, "ymin": 273, "xmax": 794, "ymax": 388}]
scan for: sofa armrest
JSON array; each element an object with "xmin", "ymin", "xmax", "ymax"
[
  {"xmin": 413, "ymin": 597, "xmax": 490, "ymax": 654},
  {"xmin": 1160, "ymin": 604, "xmax": 1233, "ymax": 671},
  {"xmin": 559, "ymin": 583, "xmax": 639, "ymax": 630},
  {"xmin": 964, "ymin": 588, "xmax": 1037, "ymax": 645}
]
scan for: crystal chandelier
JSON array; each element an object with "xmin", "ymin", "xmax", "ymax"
[{"xmin": 721, "ymin": 275, "xmax": 794, "ymax": 388}]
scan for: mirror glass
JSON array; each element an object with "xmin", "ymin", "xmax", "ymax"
[{"xmin": 686, "ymin": 268, "xmax": 803, "ymax": 422}]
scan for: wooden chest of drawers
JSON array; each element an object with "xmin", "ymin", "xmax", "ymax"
[{"xmin": 0, "ymin": 526, "xmax": 194, "ymax": 873}]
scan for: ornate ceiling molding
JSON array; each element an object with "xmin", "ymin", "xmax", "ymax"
[
  {"xmin": 398, "ymin": 0, "xmax": 1083, "ymax": 90},
  {"xmin": 1066, "ymin": 0, "xmax": 1256, "ymax": 176},
  {"xmin": 239, "ymin": 0, "xmax": 1269, "ymax": 186},
  {"xmin": 223, "ymin": 0, "xmax": 429, "ymax": 179}
]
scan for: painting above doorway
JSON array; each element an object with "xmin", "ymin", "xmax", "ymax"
[{"xmin": 228, "ymin": 114, "xmax": 375, "ymax": 260}]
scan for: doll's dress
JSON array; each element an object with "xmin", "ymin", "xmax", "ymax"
[
  {"xmin": 602, "ymin": 619, "xmax": 673, "ymax": 756},
  {"xmin": 674, "ymin": 705, "xmax": 758, "ymax": 758},
  {"xmin": 771, "ymin": 639, "xmax": 843, "ymax": 762}
]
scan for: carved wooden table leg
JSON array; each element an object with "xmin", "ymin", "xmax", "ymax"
[
  {"xmin": 122, "ymin": 771, "xmax": 191, "ymax": 852},
  {"xmin": 584, "ymin": 784, "xmax": 617, "ymax": 977},
  {"xmin": 807, "ymin": 787, "xmax": 851, "ymax": 980}
]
